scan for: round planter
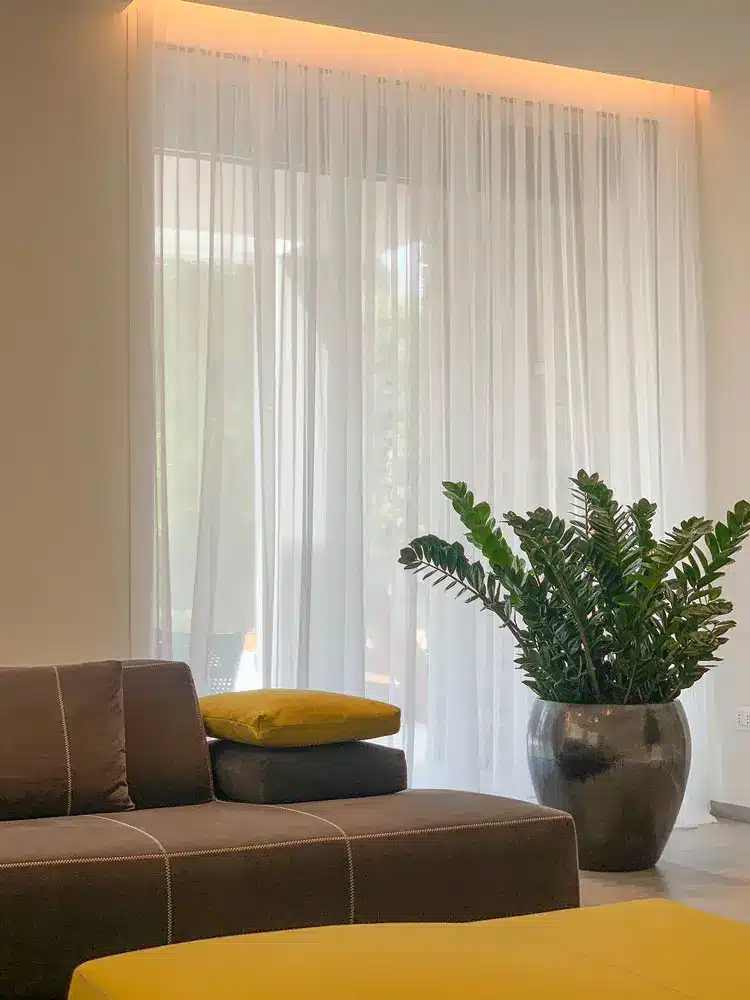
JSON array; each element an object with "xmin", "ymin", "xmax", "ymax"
[{"xmin": 527, "ymin": 700, "xmax": 691, "ymax": 872}]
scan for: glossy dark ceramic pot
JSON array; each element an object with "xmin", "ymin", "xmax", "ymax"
[{"xmin": 527, "ymin": 701, "xmax": 691, "ymax": 872}]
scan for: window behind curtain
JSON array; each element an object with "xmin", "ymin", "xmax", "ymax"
[{"xmin": 152, "ymin": 42, "xmax": 703, "ymax": 800}]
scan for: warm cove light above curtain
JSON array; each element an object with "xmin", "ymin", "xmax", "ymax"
[
  {"xmin": 133, "ymin": 0, "xmax": 705, "ymax": 116},
  {"xmin": 128, "ymin": 0, "xmax": 711, "ymax": 821}
]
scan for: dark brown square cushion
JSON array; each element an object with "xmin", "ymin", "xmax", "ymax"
[
  {"xmin": 0, "ymin": 661, "xmax": 133, "ymax": 819},
  {"xmin": 209, "ymin": 739, "xmax": 408, "ymax": 804}
]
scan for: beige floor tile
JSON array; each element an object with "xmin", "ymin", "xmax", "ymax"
[
  {"xmin": 677, "ymin": 888, "xmax": 750, "ymax": 923},
  {"xmin": 580, "ymin": 819, "xmax": 750, "ymax": 921}
]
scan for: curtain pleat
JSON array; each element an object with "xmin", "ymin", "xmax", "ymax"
[{"xmin": 142, "ymin": 37, "xmax": 707, "ymax": 817}]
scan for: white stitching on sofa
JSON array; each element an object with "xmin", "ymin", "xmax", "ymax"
[
  {"xmin": 168, "ymin": 836, "xmax": 346, "ymax": 859},
  {"xmin": 264, "ymin": 804, "xmax": 356, "ymax": 923},
  {"xmin": 0, "ymin": 837, "xmax": 344, "ymax": 870},
  {"xmin": 95, "ymin": 815, "xmax": 174, "ymax": 945},
  {"xmin": 122, "ymin": 662, "xmax": 162, "ymax": 669},
  {"xmin": 52, "ymin": 666, "xmax": 73, "ymax": 817},
  {"xmin": 0, "ymin": 853, "xmax": 165, "ymax": 870},
  {"xmin": 166, "ymin": 815, "xmax": 571, "ymax": 859},
  {"xmin": 260, "ymin": 810, "xmax": 569, "ymax": 920},
  {"xmin": 347, "ymin": 815, "xmax": 568, "ymax": 840},
  {"xmin": 0, "ymin": 814, "xmax": 570, "ymax": 870}
]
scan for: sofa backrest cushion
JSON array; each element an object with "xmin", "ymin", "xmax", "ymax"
[
  {"xmin": 0, "ymin": 661, "xmax": 133, "ymax": 820},
  {"xmin": 121, "ymin": 660, "xmax": 214, "ymax": 808}
]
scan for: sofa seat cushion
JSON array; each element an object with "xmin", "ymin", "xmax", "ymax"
[
  {"xmin": 0, "ymin": 791, "xmax": 578, "ymax": 999},
  {"xmin": 130, "ymin": 792, "xmax": 578, "ymax": 934},
  {"xmin": 69, "ymin": 900, "xmax": 748, "ymax": 1000},
  {"xmin": 0, "ymin": 811, "xmax": 171, "ymax": 999}
]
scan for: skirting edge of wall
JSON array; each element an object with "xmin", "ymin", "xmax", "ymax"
[{"xmin": 710, "ymin": 800, "xmax": 750, "ymax": 823}]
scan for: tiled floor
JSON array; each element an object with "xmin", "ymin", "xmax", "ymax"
[{"xmin": 580, "ymin": 819, "xmax": 750, "ymax": 921}]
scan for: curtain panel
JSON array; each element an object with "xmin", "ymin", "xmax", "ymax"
[{"xmin": 129, "ymin": 9, "xmax": 709, "ymax": 817}]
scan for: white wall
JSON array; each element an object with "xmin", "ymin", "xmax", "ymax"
[
  {"xmin": 701, "ymin": 82, "xmax": 750, "ymax": 807},
  {"xmin": 0, "ymin": 2, "xmax": 130, "ymax": 663}
]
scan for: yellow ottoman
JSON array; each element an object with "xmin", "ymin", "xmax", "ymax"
[{"xmin": 69, "ymin": 899, "xmax": 744, "ymax": 999}]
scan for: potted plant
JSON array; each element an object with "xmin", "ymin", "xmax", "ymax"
[{"xmin": 399, "ymin": 472, "xmax": 750, "ymax": 871}]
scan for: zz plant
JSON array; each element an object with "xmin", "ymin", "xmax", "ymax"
[{"xmin": 399, "ymin": 472, "xmax": 750, "ymax": 704}]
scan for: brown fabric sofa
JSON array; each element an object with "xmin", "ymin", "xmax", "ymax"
[{"xmin": 0, "ymin": 660, "xmax": 580, "ymax": 999}]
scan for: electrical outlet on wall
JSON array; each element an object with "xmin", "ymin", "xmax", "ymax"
[{"xmin": 736, "ymin": 707, "xmax": 750, "ymax": 731}]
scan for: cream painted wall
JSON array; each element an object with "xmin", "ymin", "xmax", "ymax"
[
  {"xmin": 0, "ymin": 2, "xmax": 130, "ymax": 662},
  {"xmin": 701, "ymin": 83, "xmax": 750, "ymax": 807}
]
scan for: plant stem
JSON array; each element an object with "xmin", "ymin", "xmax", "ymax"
[{"xmin": 531, "ymin": 549, "xmax": 601, "ymax": 701}]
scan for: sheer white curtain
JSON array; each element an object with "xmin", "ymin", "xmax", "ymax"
[{"xmin": 131, "ymin": 10, "xmax": 708, "ymax": 817}]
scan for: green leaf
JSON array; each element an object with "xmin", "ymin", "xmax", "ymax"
[{"xmin": 402, "ymin": 477, "xmax": 750, "ymax": 704}]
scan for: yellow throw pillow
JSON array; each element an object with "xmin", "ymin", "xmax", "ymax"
[{"xmin": 199, "ymin": 689, "xmax": 401, "ymax": 747}]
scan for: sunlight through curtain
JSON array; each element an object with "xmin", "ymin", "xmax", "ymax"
[{"xmin": 129, "ymin": 5, "xmax": 708, "ymax": 819}]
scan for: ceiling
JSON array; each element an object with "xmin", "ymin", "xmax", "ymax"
[{"xmin": 182, "ymin": 0, "xmax": 750, "ymax": 90}]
